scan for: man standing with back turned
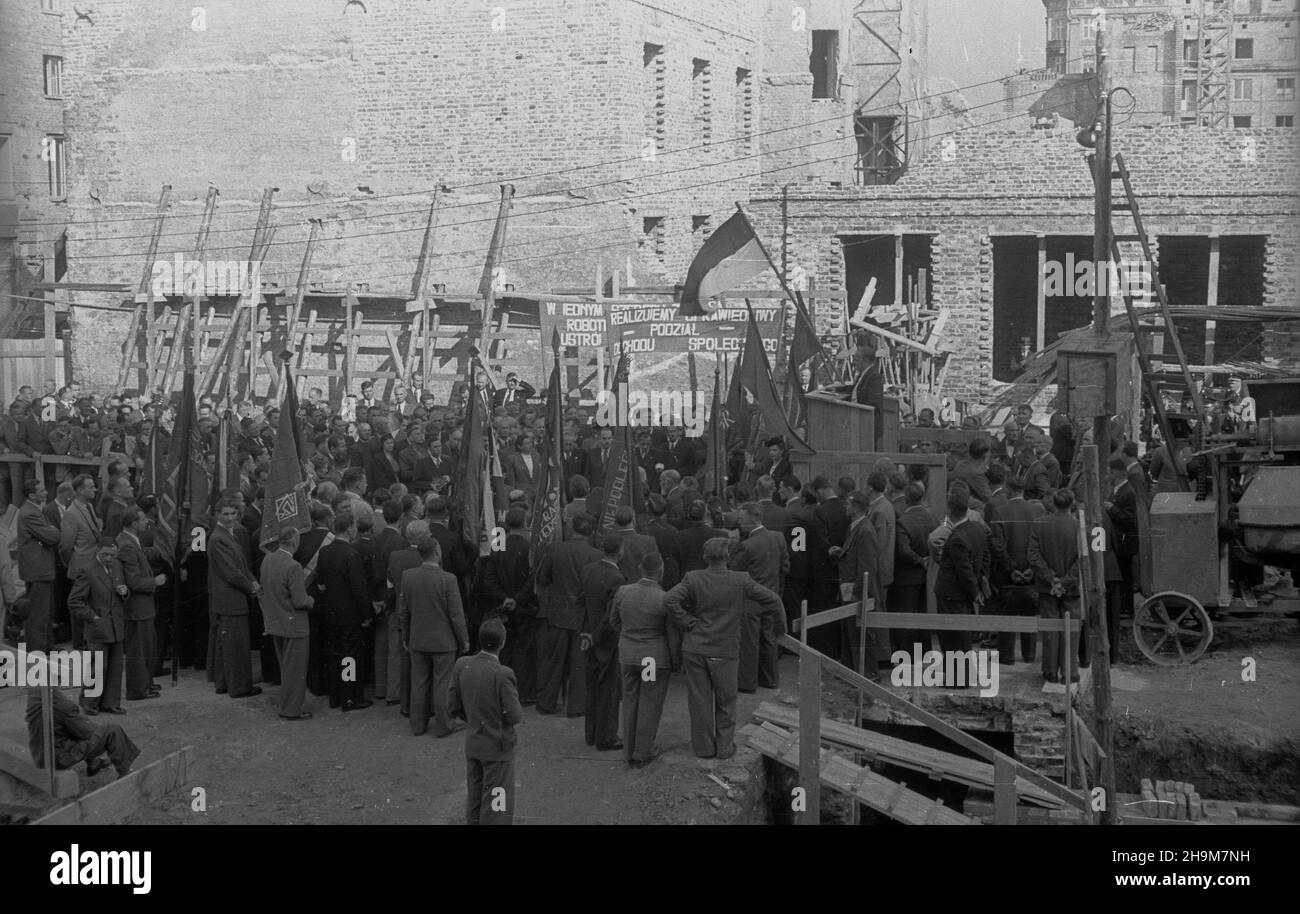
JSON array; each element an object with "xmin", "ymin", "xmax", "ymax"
[{"xmin": 448, "ymin": 618, "xmax": 523, "ymax": 825}]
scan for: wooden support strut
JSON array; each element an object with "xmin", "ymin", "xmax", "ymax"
[{"xmin": 118, "ymin": 185, "xmax": 172, "ymax": 392}]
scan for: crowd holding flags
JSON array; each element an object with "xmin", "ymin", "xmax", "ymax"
[
  {"xmin": 528, "ymin": 329, "xmax": 566, "ymax": 567},
  {"xmin": 259, "ymin": 353, "xmax": 311, "ymax": 551},
  {"xmin": 597, "ymin": 346, "xmax": 634, "ymax": 530}
]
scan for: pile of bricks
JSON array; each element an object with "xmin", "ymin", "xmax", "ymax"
[{"xmin": 1138, "ymin": 778, "xmax": 1205, "ymax": 820}]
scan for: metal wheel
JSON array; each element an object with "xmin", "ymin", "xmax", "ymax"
[{"xmin": 1133, "ymin": 591, "xmax": 1213, "ymax": 666}]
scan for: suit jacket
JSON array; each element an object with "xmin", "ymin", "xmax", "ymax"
[
  {"xmin": 730, "ymin": 526, "xmax": 789, "ymax": 599},
  {"xmin": 68, "ymin": 557, "xmax": 127, "ymax": 643},
  {"xmin": 398, "ymin": 562, "xmax": 469, "ymax": 653},
  {"xmin": 367, "ymin": 451, "xmax": 403, "ymax": 492},
  {"xmin": 481, "ymin": 533, "xmax": 537, "ymax": 615},
  {"xmin": 260, "ymin": 548, "xmax": 313, "ymax": 638},
  {"xmin": 103, "ymin": 498, "xmax": 133, "ymax": 540},
  {"xmin": 317, "ymin": 539, "xmax": 371, "ymax": 629},
  {"xmin": 448, "ymin": 651, "xmax": 524, "ymax": 761},
  {"xmin": 664, "ymin": 567, "xmax": 782, "ymax": 658},
  {"xmin": 371, "ymin": 527, "xmax": 409, "ymax": 594},
  {"xmin": 114, "ymin": 531, "xmax": 158, "ymax": 621},
  {"xmin": 612, "ymin": 529, "xmax": 658, "ymax": 583},
  {"xmin": 17, "ymin": 500, "xmax": 61, "ymax": 583},
  {"xmin": 950, "ymin": 459, "xmax": 994, "ymax": 505},
  {"xmin": 577, "ymin": 559, "xmax": 625, "ymax": 662},
  {"xmin": 492, "ymin": 381, "xmax": 537, "ymax": 408},
  {"xmin": 504, "ymin": 451, "xmax": 541, "ymax": 499},
  {"xmin": 866, "ymin": 495, "xmax": 896, "ymax": 589},
  {"xmin": 26, "ymin": 688, "xmax": 117, "ymax": 771},
  {"xmin": 839, "ymin": 516, "xmax": 884, "ymax": 605},
  {"xmin": 610, "ymin": 579, "xmax": 681, "ymax": 667},
  {"xmin": 757, "ymin": 499, "xmax": 794, "ymax": 536},
  {"xmin": 427, "ymin": 521, "xmax": 467, "ymax": 580},
  {"xmin": 894, "ymin": 504, "xmax": 938, "ymax": 587},
  {"xmin": 43, "ymin": 499, "xmax": 67, "ymax": 532},
  {"xmin": 386, "ymin": 546, "xmax": 423, "ymax": 612},
  {"xmin": 583, "ymin": 446, "xmax": 615, "ymax": 489},
  {"xmin": 208, "ymin": 523, "xmax": 257, "ymax": 617},
  {"xmin": 1028, "ymin": 512, "xmax": 1080, "ymax": 595},
  {"xmin": 814, "ymin": 496, "xmax": 849, "ymax": 582},
  {"xmin": 560, "ymin": 447, "xmax": 587, "ymax": 486},
  {"xmin": 60, "ymin": 499, "xmax": 102, "ymax": 579},
  {"xmin": 1107, "ymin": 481, "xmax": 1139, "ymax": 557},
  {"xmin": 632, "ymin": 446, "xmax": 661, "ymax": 495},
  {"xmin": 535, "ymin": 538, "xmax": 602, "ymax": 629},
  {"xmin": 644, "ymin": 517, "xmax": 679, "ymax": 585},
  {"xmin": 990, "ymin": 497, "xmax": 1046, "ymax": 583},
  {"xmin": 671, "ymin": 523, "xmax": 726, "ymax": 580},
  {"xmin": 654, "ymin": 438, "xmax": 703, "ymax": 479},
  {"xmin": 935, "ymin": 518, "xmax": 990, "ymax": 605}
]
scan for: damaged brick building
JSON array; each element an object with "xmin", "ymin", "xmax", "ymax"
[{"xmin": 747, "ymin": 124, "xmax": 1300, "ymax": 406}]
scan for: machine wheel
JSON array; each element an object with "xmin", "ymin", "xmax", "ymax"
[{"xmin": 1133, "ymin": 592, "xmax": 1214, "ymax": 666}]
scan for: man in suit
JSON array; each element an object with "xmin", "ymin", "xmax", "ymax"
[
  {"xmin": 892, "ymin": 483, "xmax": 938, "ymax": 653},
  {"xmin": 60, "ymin": 474, "xmax": 103, "ymax": 650},
  {"xmin": 492, "ymin": 372, "xmax": 536, "ymax": 409},
  {"xmin": 1106, "ymin": 455, "xmax": 1140, "ymax": 652},
  {"xmin": 610, "ymin": 552, "xmax": 680, "ymax": 767},
  {"xmin": 665, "ymin": 537, "xmax": 782, "ymax": 759},
  {"xmin": 632, "ymin": 430, "xmax": 662, "ymax": 496},
  {"xmin": 777, "ymin": 476, "xmax": 820, "ymax": 632},
  {"xmin": 533, "ymin": 514, "xmax": 600, "ymax": 716},
  {"xmin": 294, "ymin": 503, "xmax": 334, "ymax": 696},
  {"xmin": 989, "ymin": 475, "xmax": 1045, "ymax": 665},
  {"xmin": 1024, "ymin": 438, "xmax": 1061, "ymax": 502},
  {"xmin": 387, "ymin": 520, "xmax": 429, "ymax": 716},
  {"xmin": 730, "ymin": 502, "xmax": 789, "ymax": 691},
  {"xmin": 865, "ymin": 470, "xmax": 897, "ymax": 609},
  {"xmin": 503, "ymin": 431, "xmax": 541, "ymax": 505},
  {"xmin": 115, "ymin": 507, "xmax": 165, "ymax": 701},
  {"xmin": 448, "ymin": 618, "xmax": 524, "ymax": 825},
  {"xmin": 583, "ymin": 427, "xmax": 615, "ymax": 489},
  {"xmin": 317, "ymin": 514, "xmax": 374, "ymax": 711},
  {"xmin": 371, "ymin": 500, "xmax": 410, "ymax": 703},
  {"xmin": 754, "ymin": 475, "xmax": 793, "ymax": 534},
  {"xmin": 831, "ymin": 492, "xmax": 884, "ymax": 676},
  {"xmin": 261, "ymin": 525, "xmax": 315, "ymax": 720},
  {"xmin": 934, "ymin": 488, "xmax": 991, "ymax": 656},
  {"xmin": 577, "ymin": 537, "xmax": 626, "ymax": 750},
  {"xmin": 812, "ymin": 476, "xmax": 853, "ymax": 610},
  {"xmin": 68, "ymin": 538, "xmax": 129, "ymax": 714},
  {"xmin": 17, "ymin": 479, "xmax": 61, "ymax": 652},
  {"xmin": 480, "ymin": 507, "xmax": 538, "ymax": 704},
  {"xmin": 654, "ymin": 425, "xmax": 703, "ymax": 481},
  {"xmin": 670, "ymin": 500, "xmax": 725, "ymax": 582},
  {"xmin": 102, "ymin": 477, "xmax": 136, "ymax": 540},
  {"xmin": 208, "ymin": 495, "xmax": 263, "ymax": 699},
  {"xmin": 399, "ymin": 534, "xmax": 470, "ymax": 737},
  {"xmin": 1029, "ymin": 489, "xmax": 1082, "ymax": 683},
  {"xmin": 26, "ymin": 686, "xmax": 140, "ymax": 779},
  {"xmin": 643, "ymin": 494, "xmax": 680, "ymax": 585},
  {"xmin": 610, "ymin": 506, "xmax": 657, "ymax": 582},
  {"xmin": 950, "ymin": 437, "xmax": 994, "ymax": 507}
]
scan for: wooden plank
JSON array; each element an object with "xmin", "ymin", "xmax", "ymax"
[
  {"xmin": 791, "ymin": 602, "xmax": 864, "ymax": 632},
  {"xmin": 742, "ymin": 723, "xmax": 975, "ymax": 825},
  {"xmin": 862, "ymin": 611, "xmax": 1081, "ymax": 634},
  {"xmin": 798, "ymin": 653, "xmax": 821, "ymax": 825},
  {"xmin": 993, "ymin": 755, "xmax": 1017, "ymax": 824},
  {"xmin": 776, "ymin": 634, "xmax": 1090, "ymax": 813},
  {"xmin": 0, "ymin": 739, "xmax": 79, "ymax": 799},
  {"xmin": 1035, "ymin": 235, "xmax": 1047, "ymax": 352},
  {"xmin": 292, "ymin": 368, "xmax": 399, "ymax": 379},
  {"xmin": 33, "ymin": 746, "xmax": 197, "ymax": 825},
  {"xmin": 753, "ymin": 703, "xmax": 1065, "ymax": 808}
]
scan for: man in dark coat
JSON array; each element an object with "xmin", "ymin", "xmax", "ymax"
[
  {"xmin": 989, "ymin": 475, "xmax": 1045, "ymax": 665},
  {"xmin": 68, "ymin": 538, "xmax": 129, "ymax": 714},
  {"xmin": 1029, "ymin": 489, "xmax": 1083, "ymax": 683},
  {"xmin": 664, "ymin": 537, "xmax": 782, "ymax": 759},
  {"xmin": 448, "ymin": 618, "xmax": 524, "ymax": 825},
  {"xmin": 1106, "ymin": 455, "xmax": 1140, "ymax": 657},
  {"xmin": 833, "ymin": 492, "xmax": 885, "ymax": 676},
  {"xmin": 27, "ymin": 687, "xmax": 139, "ymax": 778},
  {"xmin": 480, "ymin": 507, "xmax": 538, "ymax": 704},
  {"xmin": 399, "ymin": 533, "xmax": 469, "ymax": 736},
  {"xmin": 293, "ymin": 503, "xmax": 334, "ymax": 697},
  {"xmin": 386, "ymin": 520, "xmax": 429, "ymax": 716},
  {"xmin": 730, "ymin": 502, "xmax": 789, "ymax": 691},
  {"xmin": 208, "ymin": 495, "xmax": 263, "ymax": 699},
  {"xmin": 892, "ymin": 483, "xmax": 938, "ymax": 653},
  {"xmin": 116, "ymin": 507, "xmax": 165, "ymax": 700},
  {"xmin": 670, "ymin": 500, "xmax": 725, "ymax": 581},
  {"xmin": 316, "ymin": 514, "xmax": 374, "ymax": 711},
  {"xmin": 934, "ymin": 488, "xmax": 991, "ymax": 656},
  {"xmin": 577, "ymin": 537, "xmax": 626, "ymax": 750},
  {"xmin": 533, "ymin": 515, "xmax": 600, "ymax": 716},
  {"xmin": 17, "ymin": 479, "xmax": 61, "ymax": 652}
]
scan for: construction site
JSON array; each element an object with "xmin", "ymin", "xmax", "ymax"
[{"xmin": 0, "ymin": 0, "xmax": 1297, "ymax": 846}]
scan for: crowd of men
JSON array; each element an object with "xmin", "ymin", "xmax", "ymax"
[{"xmin": 3, "ymin": 366, "xmax": 1174, "ymax": 822}]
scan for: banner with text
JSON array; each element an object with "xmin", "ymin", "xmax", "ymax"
[{"xmin": 540, "ymin": 299, "xmax": 782, "ymax": 361}]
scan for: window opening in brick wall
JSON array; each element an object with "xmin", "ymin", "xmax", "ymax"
[
  {"xmin": 1233, "ymin": 76, "xmax": 1253, "ymax": 100},
  {"xmin": 854, "ymin": 116, "xmax": 903, "ymax": 185},
  {"xmin": 0, "ymin": 136, "xmax": 13, "ymax": 200},
  {"xmin": 1277, "ymin": 77, "xmax": 1296, "ymax": 99},
  {"xmin": 839, "ymin": 233, "xmax": 933, "ymax": 328},
  {"xmin": 1148, "ymin": 44, "xmax": 1160, "ymax": 72},
  {"xmin": 1233, "ymin": 115, "xmax": 1253, "ymax": 127},
  {"xmin": 692, "ymin": 215, "xmax": 712, "ymax": 239},
  {"xmin": 692, "ymin": 58, "xmax": 713, "ymax": 147},
  {"xmin": 992, "ymin": 236, "xmax": 1094, "ymax": 383},
  {"xmin": 735, "ymin": 67, "xmax": 754, "ymax": 156},
  {"xmin": 643, "ymin": 43, "xmax": 666, "ymax": 156},
  {"xmin": 811, "ymin": 30, "xmax": 840, "ymax": 99},
  {"xmin": 1183, "ymin": 38, "xmax": 1198, "ymax": 63},
  {"xmin": 45, "ymin": 135, "xmax": 66, "ymax": 200},
  {"xmin": 1124, "ymin": 45, "xmax": 1137, "ymax": 71},
  {"xmin": 641, "ymin": 216, "xmax": 666, "ymax": 264},
  {"xmin": 1157, "ymin": 235, "xmax": 1266, "ymax": 365},
  {"xmin": 43, "ymin": 55, "xmax": 63, "ymax": 98},
  {"xmin": 1277, "ymin": 114, "xmax": 1295, "ymax": 126},
  {"xmin": 1235, "ymin": 38, "xmax": 1253, "ymax": 59}
]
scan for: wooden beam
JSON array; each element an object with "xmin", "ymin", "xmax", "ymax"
[
  {"xmin": 33, "ymin": 745, "xmax": 197, "ymax": 825},
  {"xmin": 861, "ymin": 611, "xmax": 1081, "ymax": 634},
  {"xmin": 0, "ymin": 739, "xmax": 79, "ymax": 798},
  {"xmin": 1205, "ymin": 234, "xmax": 1220, "ymax": 367},
  {"xmin": 797, "ymin": 653, "xmax": 821, "ymax": 825}
]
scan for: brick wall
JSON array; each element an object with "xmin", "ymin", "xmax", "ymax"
[{"xmin": 749, "ymin": 124, "xmax": 1300, "ymax": 406}]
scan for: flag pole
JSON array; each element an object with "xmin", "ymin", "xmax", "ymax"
[{"xmin": 734, "ymin": 203, "xmax": 824, "ymax": 355}]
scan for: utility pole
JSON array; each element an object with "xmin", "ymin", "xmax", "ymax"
[{"xmin": 1088, "ymin": 14, "xmax": 1118, "ymax": 825}]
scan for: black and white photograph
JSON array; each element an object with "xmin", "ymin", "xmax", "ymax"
[{"xmin": 0, "ymin": 0, "xmax": 1296, "ymax": 885}]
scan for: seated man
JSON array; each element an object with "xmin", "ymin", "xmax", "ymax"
[{"xmin": 26, "ymin": 685, "xmax": 141, "ymax": 779}]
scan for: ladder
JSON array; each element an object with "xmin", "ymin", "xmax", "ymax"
[{"xmin": 1092, "ymin": 152, "xmax": 1206, "ymax": 490}]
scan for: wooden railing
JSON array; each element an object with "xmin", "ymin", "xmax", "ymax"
[{"xmin": 781, "ymin": 576, "xmax": 1090, "ymax": 825}]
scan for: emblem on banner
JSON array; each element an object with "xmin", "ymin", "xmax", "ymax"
[{"xmin": 274, "ymin": 492, "xmax": 300, "ymax": 522}]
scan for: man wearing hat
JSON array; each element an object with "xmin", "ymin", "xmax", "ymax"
[{"xmin": 68, "ymin": 537, "xmax": 129, "ymax": 714}]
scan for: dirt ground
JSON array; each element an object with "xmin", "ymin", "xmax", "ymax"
[{"xmin": 0, "ymin": 656, "xmax": 790, "ymax": 825}]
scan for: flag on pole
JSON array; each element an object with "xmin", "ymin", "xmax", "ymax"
[
  {"xmin": 155, "ymin": 372, "xmax": 200, "ymax": 569},
  {"xmin": 597, "ymin": 348, "xmax": 633, "ymax": 530},
  {"xmin": 529, "ymin": 329, "xmax": 565, "ymax": 567},
  {"xmin": 680, "ymin": 210, "xmax": 768, "ymax": 317},
  {"xmin": 706, "ymin": 362, "xmax": 726, "ymax": 497},
  {"xmin": 735, "ymin": 300, "xmax": 815, "ymax": 458},
  {"xmin": 455, "ymin": 359, "xmax": 496, "ymax": 557},
  {"xmin": 259, "ymin": 356, "xmax": 312, "ymax": 551}
]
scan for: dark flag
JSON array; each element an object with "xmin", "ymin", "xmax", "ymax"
[
  {"xmin": 706, "ymin": 362, "xmax": 726, "ymax": 497},
  {"xmin": 597, "ymin": 348, "xmax": 633, "ymax": 530},
  {"xmin": 155, "ymin": 372, "xmax": 201, "ymax": 570},
  {"xmin": 259, "ymin": 356, "xmax": 311, "ymax": 551},
  {"xmin": 736, "ymin": 300, "xmax": 814, "ymax": 458},
  {"xmin": 455, "ymin": 359, "xmax": 496, "ymax": 557},
  {"xmin": 529, "ymin": 329, "xmax": 565, "ymax": 567},
  {"xmin": 680, "ymin": 210, "xmax": 768, "ymax": 317}
]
